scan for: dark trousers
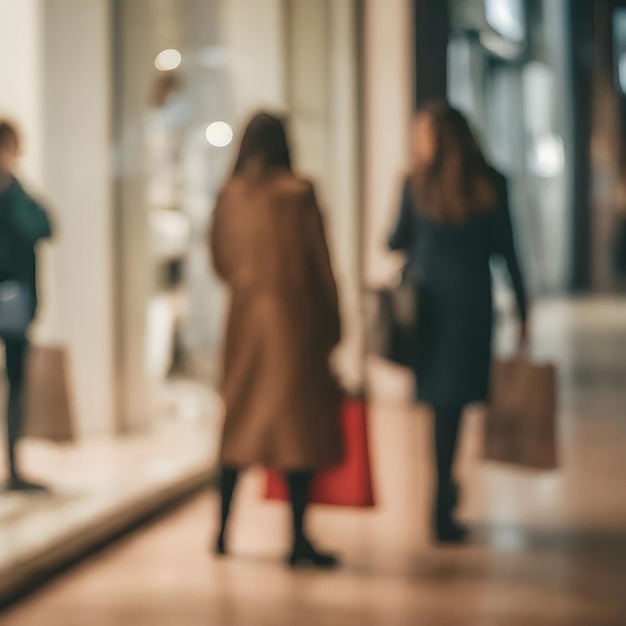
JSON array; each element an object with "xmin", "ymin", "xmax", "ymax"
[
  {"xmin": 2, "ymin": 335, "xmax": 28, "ymax": 479},
  {"xmin": 433, "ymin": 403, "xmax": 464, "ymax": 513},
  {"xmin": 219, "ymin": 467, "xmax": 313, "ymax": 545}
]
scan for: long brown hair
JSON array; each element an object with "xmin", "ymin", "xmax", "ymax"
[
  {"xmin": 233, "ymin": 112, "xmax": 292, "ymax": 176},
  {"xmin": 411, "ymin": 102, "xmax": 496, "ymax": 223}
]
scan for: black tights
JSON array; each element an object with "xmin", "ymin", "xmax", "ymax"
[
  {"xmin": 433, "ymin": 403, "xmax": 464, "ymax": 507},
  {"xmin": 219, "ymin": 467, "xmax": 313, "ymax": 544},
  {"xmin": 2, "ymin": 335, "xmax": 28, "ymax": 480}
]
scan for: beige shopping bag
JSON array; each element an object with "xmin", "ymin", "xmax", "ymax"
[
  {"xmin": 23, "ymin": 345, "xmax": 76, "ymax": 443},
  {"xmin": 485, "ymin": 356, "xmax": 558, "ymax": 470}
]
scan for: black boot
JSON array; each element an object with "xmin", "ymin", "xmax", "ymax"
[
  {"xmin": 215, "ymin": 535, "xmax": 226, "ymax": 556},
  {"xmin": 286, "ymin": 471, "xmax": 340, "ymax": 569},
  {"xmin": 435, "ymin": 484, "xmax": 467, "ymax": 545},
  {"xmin": 5, "ymin": 475, "xmax": 49, "ymax": 492},
  {"xmin": 433, "ymin": 404, "xmax": 467, "ymax": 545},
  {"xmin": 214, "ymin": 468, "xmax": 239, "ymax": 556},
  {"xmin": 289, "ymin": 537, "xmax": 339, "ymax": 569}
]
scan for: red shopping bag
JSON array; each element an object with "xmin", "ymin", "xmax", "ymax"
[{"xmin": 265, "ymin": 396, "xmax": 376, "ymax": 508}]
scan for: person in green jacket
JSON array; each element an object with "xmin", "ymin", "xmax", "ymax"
[{"xmin": 0, "ymin": 120, "xmax": 53, "ymax": 491}]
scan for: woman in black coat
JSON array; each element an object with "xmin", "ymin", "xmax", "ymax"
[{"xmin": 389, "ymin": 103, "xmax": 528, "ymax": 543}]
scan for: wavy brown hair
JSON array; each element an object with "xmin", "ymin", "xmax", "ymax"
[{"xmin": 411, "ymin": 102, "xmax": 496, "ymax": 223}]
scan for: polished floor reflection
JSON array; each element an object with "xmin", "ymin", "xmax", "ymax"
[
  {"xmin": 0, "ymin": 387, "xmax": 221, "ymax": 595},
  {"xmin": 1, "ymin": 299, "xmax": 625, "ymax": 625}
]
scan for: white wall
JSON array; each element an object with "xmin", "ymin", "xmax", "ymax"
[
  {"xmin": 219, "ymin": 0, "xmax": 287, "ymax": 125},
  {"xmin": 363, "ymin": 0, "xmax": 413, "ymax": 285}
]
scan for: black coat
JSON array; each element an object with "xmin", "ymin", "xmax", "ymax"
[
  {"xmin": 0, "ymin": 178, "xmax": 52, "ymax": 317},
  {"xmin": 389, "ymin": 170, "xmax": 527, "ymax": 407}
]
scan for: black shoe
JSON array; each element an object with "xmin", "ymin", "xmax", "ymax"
[
  {"xmin": 6, "ymin": 476, "xmax": 49, "ymax": 493},
  {"xmin": 434, "ymin": 482, "xmax": 467, "ymax": 545},
  {"xmin": 288, "ymin": 539, "xmax": 339, "ymax": 569},
  {"xmin": 214, "ymin": 531, "xmax": 227, "ymax": 556}
]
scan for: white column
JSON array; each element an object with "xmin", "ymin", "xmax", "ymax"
[
  {"xmin": 328, "ymin": 0, "xmax": 363, "ymax": 390},
  {"xmin": 114, "ymin": 0, "xmax": 170, "ymax": 432},
  {"xmin": 363, "ymin": 0, "xmax": 413, "ymax": 286},
  {"xmin": 285, "ymin": 0, "xmax": 332, "ymax": 187},
  {"xmin": 39, "ymin": 0, "xmax": 115, "ymax": 436},
  {"xmin": 285, "ymin": 0, "xmax": 363, "ymax": 390}
]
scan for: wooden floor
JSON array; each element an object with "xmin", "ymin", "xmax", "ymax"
[{"xmin": 2, "ymin": 300, "xmax": 626, "ymax": 625}]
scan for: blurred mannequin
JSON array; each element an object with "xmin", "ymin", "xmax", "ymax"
[{"xmin": 144, "ymin": 73, "xmax": 191, "ymax": 392}]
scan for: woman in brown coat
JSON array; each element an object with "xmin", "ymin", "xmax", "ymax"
[{"xmin": 210, "ymin": 113, "xmax": 343, "ymax": 568}]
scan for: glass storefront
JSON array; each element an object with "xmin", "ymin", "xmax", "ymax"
[
  {"xmin": 589, "ymin": 0, "xmax": 626, "ymax": 292},
  {"xmin": 448, "ymin": 0, "xmax": 573, "ymax": 297}
]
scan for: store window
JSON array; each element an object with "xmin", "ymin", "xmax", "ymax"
[
  {"xmin": 114, "ymin": 0, "xmax": 363, "ymax": 430},
  {"xmin": 448, "ymin": 0, "xmax": 573, "ymax": 295}
]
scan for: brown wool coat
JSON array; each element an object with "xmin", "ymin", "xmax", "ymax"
[{"xmin": 210, "ymin": 171, "xmax": 343, "ymax": 470}]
